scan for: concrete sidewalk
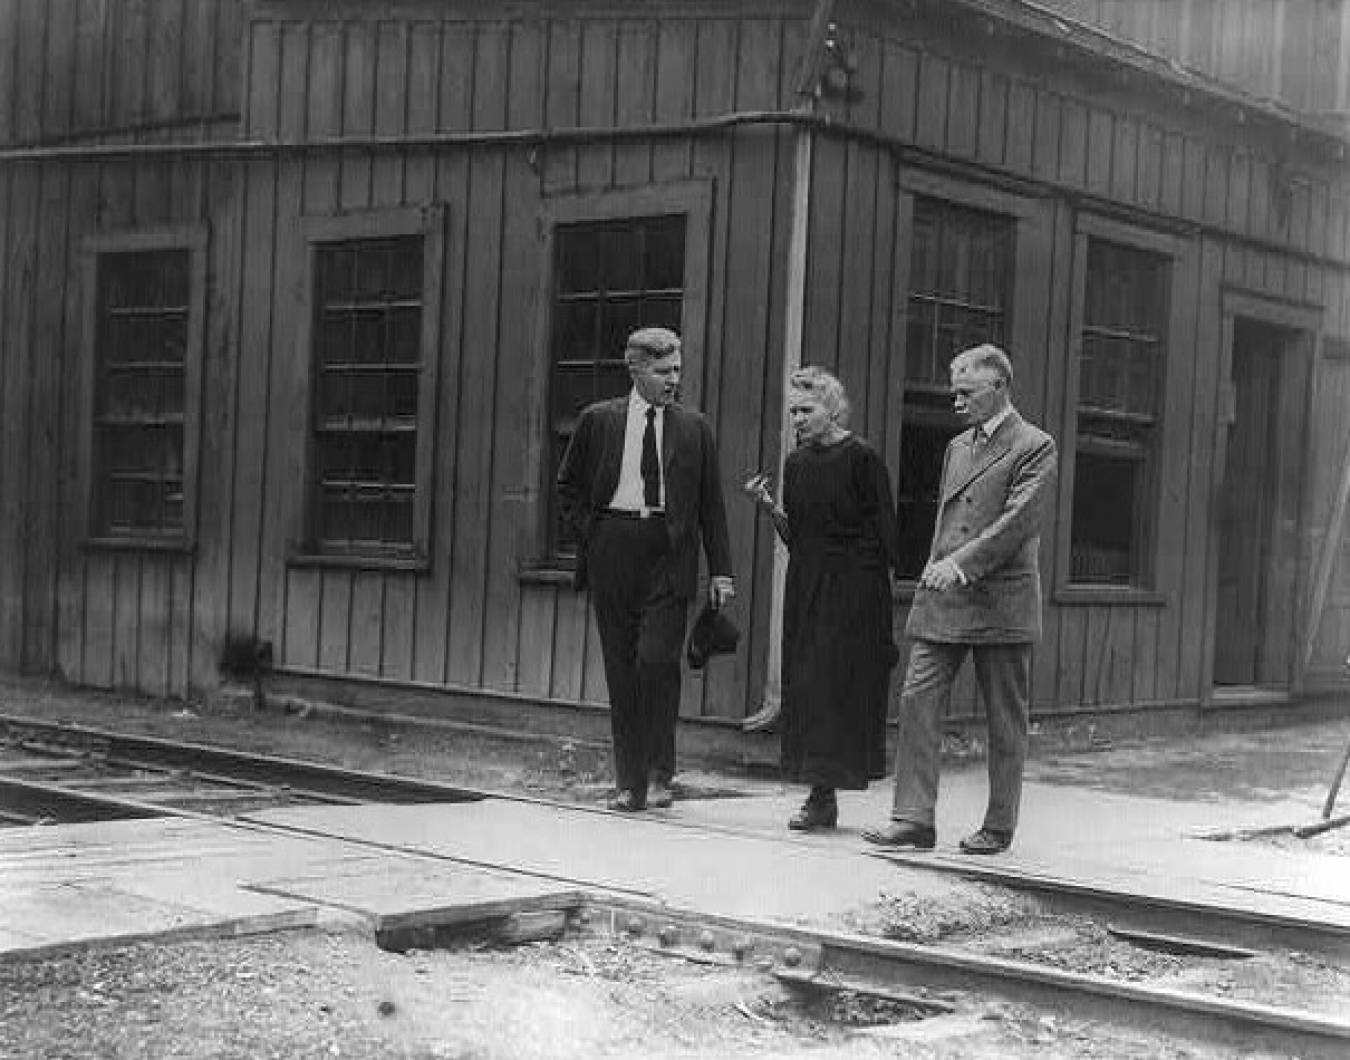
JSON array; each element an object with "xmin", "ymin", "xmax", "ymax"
[{"xmin": 2, "ymin": 717, "xmax": 1348, "ymax": 959}]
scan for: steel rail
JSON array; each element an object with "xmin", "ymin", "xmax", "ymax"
[
  {"xmin": 0, "ymin": 775, "xmax": 163, "ymax": 824},
  {"xmin": 0, "ymin": 714, "xmax": 486, "ymax": 807},
  {"xmin": 867, "ymin": 850, "xmax": 1350, "ymax": 960},
  {"xmin": 582, "ymin": 896, "xmax": 1350, "ymax": 1060}
]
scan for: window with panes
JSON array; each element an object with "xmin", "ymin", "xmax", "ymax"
[
  {"xmin": 91, "ymin": 249, "xmax": 191, "ymax": 537},
  {"xmin": 547, "ymin": 214, "xmax": 686, "ymax": 558},
  {"xmin": 1069, "ymin": 239, "xmax": 1167, "ymax": 585},
  {"xmin": 897, "ymin": 198, "xmax": 1016, "ymax": 577},
  {"xmin": 309, "ymin": 236, "xmax": 424, "ymax": 554}
]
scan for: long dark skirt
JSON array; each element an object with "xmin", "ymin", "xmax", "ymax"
[{"xmin": 780, "ymin": 552, "xmax": 896, "ymax": 790}]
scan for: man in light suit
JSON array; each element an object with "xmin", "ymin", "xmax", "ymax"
[
  {"xmin": 557, "ymin": 327, "xmax": 735, "ymax": 813},
  {"xmin": 865, "ymin": 344, "xmax": 1056, "ymax": 854}
]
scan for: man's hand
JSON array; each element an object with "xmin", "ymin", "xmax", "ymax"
[
  {"xmin": 919, "ymin": 558, "xmax": 963, "ymax": 593},
  {"xmin": 709, "ymin": 576, "xmax": 735, "ymax": 609}
]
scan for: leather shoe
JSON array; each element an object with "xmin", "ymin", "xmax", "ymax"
[
  {"xmin": 606, "ymin": 790, "xmax": 646, "ymax": 813},
  {"xmin": 788, "ymin": 798, "xmax": 837, "ymax": 832},
  {"xmin": 861, "ymin": 821, "xmax": 936, "ymax": 850},
  {"xmin": 959, "ymin": 828, "xmax": 1012, "ymax": 855},
  {"xmin": 647, "ymin": 782, "xmax": 674, "ymax": 809}
]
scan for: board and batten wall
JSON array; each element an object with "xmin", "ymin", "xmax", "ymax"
[
  {"xmin": 1034, "ymin": 0, "xmax": 1349, "ymax": 116},
  {"xmin": 0, "ymin": 1, "xmax": 1346, "ymax": 726},
  {"xmin": 0, "ymin": 0, "xmax": 243, "ymax": 688},
  {"xmin": 0, "ymin": 0, "xmax": 243, "ymax": 144},
  {"xmin": 240, "ymin": 12, "xmax": 810, "ymax": 724},
  {"xmin": 821, "ymin": 7, "xmax": 1350, "ymax": 714},
  {"xmin": 9, "ymin": 10, "xmax": 810, "ymax": 722}
]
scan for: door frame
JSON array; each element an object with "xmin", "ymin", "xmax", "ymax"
[{"xmin": 1204, "ymin": 287, "xmax": 1322, "ymax": 703}]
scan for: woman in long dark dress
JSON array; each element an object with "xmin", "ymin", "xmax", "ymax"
[{"xmin": 744, "ymin": 367, "xmax": 901, "ymax": 831}]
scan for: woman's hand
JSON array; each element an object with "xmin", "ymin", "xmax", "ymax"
[
  {"xmin": 742, "ymin": 473, "xmax": 775, "ymax": 509},
  {"xmin": 744, "ymin": 472, "xmax": 790, "ymax": 546}
]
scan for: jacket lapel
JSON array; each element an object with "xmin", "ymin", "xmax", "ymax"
[
  {"xmin": 942, "ymin": 412, "xmax": 1020, "ymax": 502},
  {"xmin": 661, "ymin": 404, "xmax": 681, "ymax": 479},
  {"xmin": 595, "ymin": 398, "xmax": 629, "ymax": 502}
]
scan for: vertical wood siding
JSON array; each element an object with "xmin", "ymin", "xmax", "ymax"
[
  {"xmin": 228, "ymin": 14, "xmax": 801, "ymax": 723},
  {"xmin": 1035, "ymin": 0, "xmax": 1347, "ymax": 115},
  {"xmin": 0, "ymin": 2, "xmax": 1346, "ymax": 726},
  {"xmin": 813, "ymin": 11, "xmax": 1349, "ymax": 717},
  {"xmin": 0, "ymin": 0, "xmax": 242, "ymax": 145},
  {"xmin": 1308, "ymin": 342, "xmax": 1350, "ymax": 679}
]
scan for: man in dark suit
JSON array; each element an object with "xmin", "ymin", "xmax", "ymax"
[
  {"xmin": 557, "ymin": 327, "xmax": 735, "ymax": 812},
  {"xmin": 864, "ymin": 344, "xmax": 1056, "ymax": 855}
]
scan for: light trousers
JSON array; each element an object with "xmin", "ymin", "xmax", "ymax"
[{"xmin": 889, "ymin": 639, "xmax": 1032, "ymax": 835}]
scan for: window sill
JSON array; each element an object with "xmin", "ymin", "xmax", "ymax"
[
  {"xmin": 83, "ymin": 535, "xmax": 194, "ymax": 555},
  {"xmin": 287, "ymin": 550, "xmax": 430, "ymax": 574},
  {"xmin": 1053, "ymin": 586, "xmax": 1166, "ymax": 607},
  {"xmin": 519, "ymin": 563, "xmax": 577, "ymax": 587}
]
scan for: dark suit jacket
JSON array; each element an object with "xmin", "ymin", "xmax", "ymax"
[
  {"xmin": 905, "ymin": 409, "xmax": 1057, "ymax": 644},
  {"xmin": 557, "ymin": 397, "xmax": 734, "ymax": 598}
]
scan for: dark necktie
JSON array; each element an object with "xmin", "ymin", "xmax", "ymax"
[{"xmin": 641, "ymin": 407, "xmax": 660, "ymax": 508}]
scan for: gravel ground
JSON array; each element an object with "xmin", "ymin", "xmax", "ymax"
[{"xmin": 0, "ymin": 927, "xmax": 1320, "ymax": 1060}]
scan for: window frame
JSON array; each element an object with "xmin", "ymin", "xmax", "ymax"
[
  {"xmin": 524, "ymin": 180, "xmax": 713, "ymax": 579},
  {"xmin": 890, "ymin": 171, "xmax": 1048, "ymax": 594},
  {"xmin": 289, "ymin": 205, "xmax": 447, "ymax": 571},
  {"xmin": 1054, "ymin": 214, "xmax": 1183, "ymax": 604},
  {"xmin": 79, "ymin": 225, "xmax": 208, "ymax": 553}
]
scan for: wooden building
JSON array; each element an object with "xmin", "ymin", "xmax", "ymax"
[{"xmin": 0, "ymin": 0, "xmax": 1347, "ymax": 740}]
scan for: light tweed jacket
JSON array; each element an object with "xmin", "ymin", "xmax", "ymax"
[{"xmin": 905, "ymin": 409, "xmax": 1058, "ymax": 644}]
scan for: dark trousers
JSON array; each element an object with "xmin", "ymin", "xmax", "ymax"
[
  {"xmin": 587, "ymin": 516, "xmax": 690, "ymax": 796},
  {"xmin": 889, "ymin": 639, "xmax": 1032, "ymax": 835}
]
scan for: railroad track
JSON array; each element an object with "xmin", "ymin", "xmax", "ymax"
[
  {"xmin": 0, "ymin": 713, "xmax": 484, "ymax": 825},
  {"xmin": 571, "ymin": 896, "xmax": 1350, "ymax": 1059},
  {"xmin": 2, "ymin": 712, "xmax": 1348, "ymax": 1058}
]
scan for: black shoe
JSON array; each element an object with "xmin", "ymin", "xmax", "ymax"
[
  {"xmin": 788, "ymin": 795, "xmax": 837, "ymax": 832},
  {"xmin": 959, "ymin": 828, "xmax": 1012, "ymax": 855},
  {"xmin": 607, "ymin": 790, "xmax": 646, "ymax": 813},
  {"xmin": 647, "ymin": 781, "xmax": 674, "ymax": 809},
  {"xmin": 861, "ymin": 821, "xmax": 936, "ymax": 849}
]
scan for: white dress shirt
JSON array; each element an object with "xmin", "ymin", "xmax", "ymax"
[
  {"xmin": 975, "ymin": 405, "xmax": 1012, "ymax": 446},
  {"xmin": 608, "ymin": 389, "xmax": 665, "ymax": 511}
]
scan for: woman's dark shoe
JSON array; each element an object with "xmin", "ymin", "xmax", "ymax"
[
  {"xmin": 788, "ymin": 793, "xmax": 838, "ymax": 831},
  {"xmin": 647, "ymin": 781, "xmax": 674, "ymax": 809},
  {"xmin": 606, "ymin": 789, "xmax": 646, "ymax": 813}
]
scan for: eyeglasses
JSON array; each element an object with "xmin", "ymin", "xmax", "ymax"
[{"xmin": 949, "ymin": 380, "xmax": 1002, "ymax": 401}]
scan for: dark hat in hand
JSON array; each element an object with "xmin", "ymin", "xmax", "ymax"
[{"xmin": 686, "ymin": 602, "xmax": 741, "ymax": 670}]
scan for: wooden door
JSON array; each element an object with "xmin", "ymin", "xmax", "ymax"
[{"xmin": 1214, "ymin": 319, "xmax": 1301, "ymax": 687}]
